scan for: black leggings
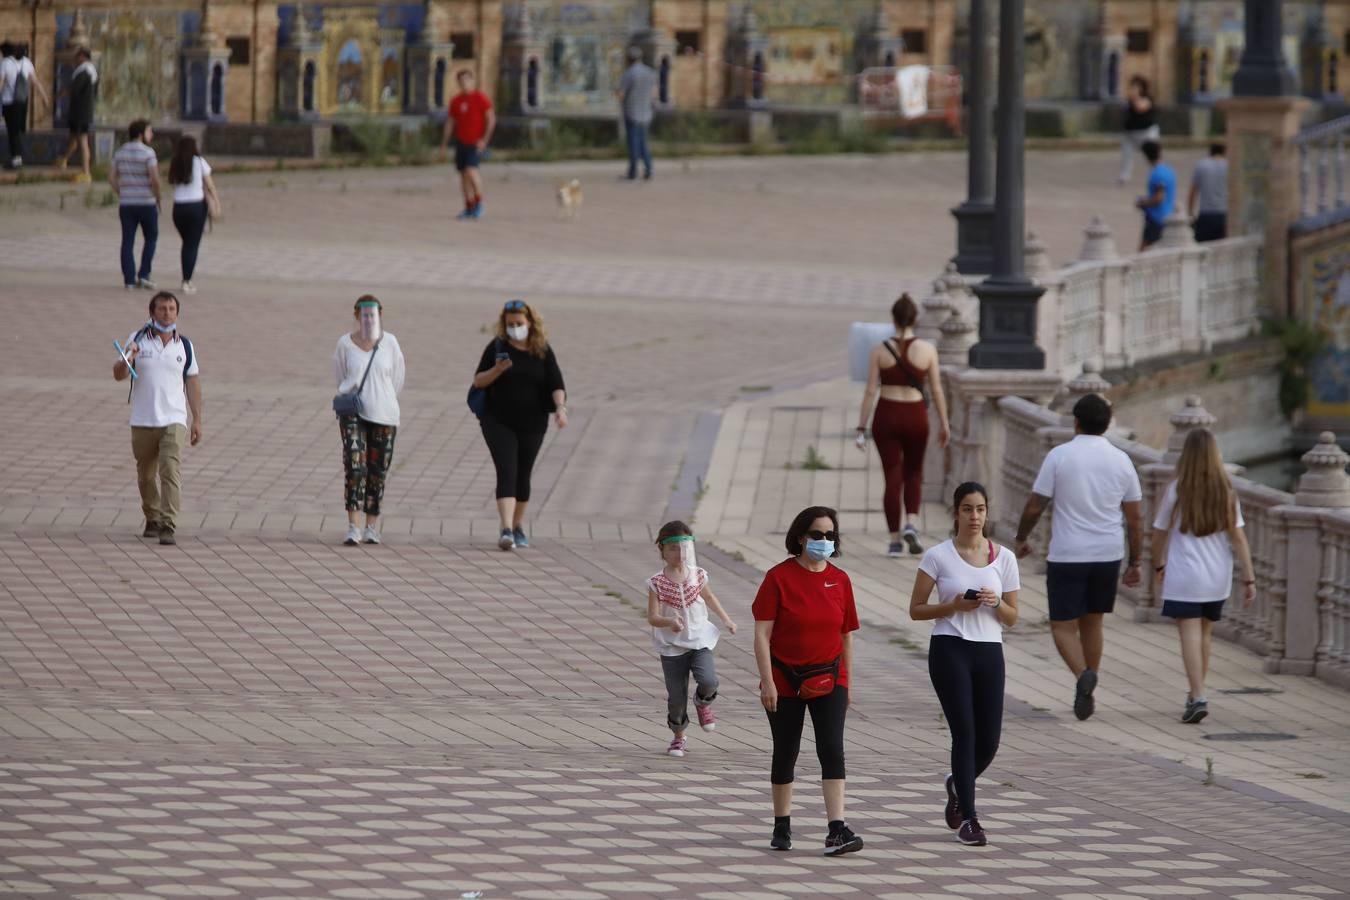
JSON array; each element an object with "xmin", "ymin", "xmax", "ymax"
[
  {"xmin": 928, "ymin": 635, "xmax": 1004, "ymax": 819},
  {"xmin": 481, "ymin": 417, "xmax": 546, "ymax": 501},
  {"xmin": 172, "ymin": 201, "xmax": 208, "ymax": 281},
  {"xmin": 766, "ymin": 685, "xmax": 848, "ymax": 784},
  {"xmin": 3, "ymin": 101, "xmax": 27, "ymax": 162}
]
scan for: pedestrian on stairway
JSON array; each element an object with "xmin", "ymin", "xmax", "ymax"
[
  {"xmin": 1152, "ymin": 428, "xmax": 1256, "ymax": 725},
  {"xmin": 909, "ymin": 482, "xmax": 1019, "ymax": 847}
]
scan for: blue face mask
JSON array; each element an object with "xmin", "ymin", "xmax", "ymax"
[
  {"xmin": 150, "ymin": 320, "xmax": 177, "ymax": 333},
  {"xmin": 804, "ymin": 539, "xmax": 835, "ymax": 561}
]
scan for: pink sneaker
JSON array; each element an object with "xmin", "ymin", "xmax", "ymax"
[
  {"xmin": 696, "ymin": 704, "xmax": 717, "ymax": 732},
  {"xmin": 667, "ymin": 737, "xmax": 687, "ymax": 757}
]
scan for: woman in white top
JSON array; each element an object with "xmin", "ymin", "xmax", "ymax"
[
  {"xmin": 909, "ymin": 482, "xmax": 1019, "ymax": 848},
  {"xmin": 333, "ymin": 295, "xmax": 406, "ymax": 546},
  {"xmin": 1151, "ymin": 428, "xmax": 1256, "ymax": 725},
  {"xmin": 166, "ymin": 136, "xmax": 220, "ymax": 294}
]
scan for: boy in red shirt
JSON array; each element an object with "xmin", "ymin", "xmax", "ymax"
[{"xmin": 439, "ymin": 69, "xmax": 495, "ymax": 220}]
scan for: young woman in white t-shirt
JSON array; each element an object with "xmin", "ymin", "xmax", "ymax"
[
  {"xmin": 909, "ymin": 482, "xmax": 1019, "ymax": 848},
  {"xmin": 1151, "ymin": 428, "xmax": 1256, "ymax": 725},
  {"xmin": 166, "ymin": 135, "xmax": 220, "ymax": 294}
]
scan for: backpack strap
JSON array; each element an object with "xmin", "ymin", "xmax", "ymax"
[{"xmin": 180, "ymin": 335, "xmax": 193, "ymax": 378}]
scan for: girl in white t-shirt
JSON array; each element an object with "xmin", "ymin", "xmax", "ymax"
[
  {"xmin": 1151, "ymin": 428, "xmax": 1256, "ymax": 725},
  {"xmin": 166, "ymin": 135, "xmax": 220, "ymax": 294},
  {"xmin": 909, "ymin": 482, "xmax": 1020, "ymax": 848},
  {"xmin": 647, "ymin": 521, "xmax": 737, "ymax": 759}
]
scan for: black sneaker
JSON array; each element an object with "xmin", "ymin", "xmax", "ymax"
[
  {"xmin": 142, "ymin": 520, "xmax": 160, "ymax": 538},
  {"xmin": 1181, "ymin": 697, "xmax": 1208, "ymax": 724},
  {"xmin": 957, "ymin": 817, "xmax": 987, "ymax": 846},
  {"xmin": 823, "ymin": 823, "xmax": 863, "ymax": 856},
  {"xmin": 770, "ymin": 824, "xmax": 792, "ymax": 851},
  {"xmin": 902, "ymin": 527, "xmax": 924, "ymax": 555},
  {"xmin": 1073, "ymin": 668, "xmax": 1097, "ymax": 721},
  {"xmin": 944, "ymin": 773, "xmax": 961, "ymax": 830},
  {"xmin": 158, "ymin": 529, "xmax": 177, "ymax": 546}
]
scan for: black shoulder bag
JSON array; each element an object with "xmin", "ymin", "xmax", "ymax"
[{"xmin": 333, "ymin": 340, "xmax": 380, "ymax": 418}]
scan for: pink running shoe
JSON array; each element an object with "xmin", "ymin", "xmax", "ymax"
[
  {"xmin": 667, "ymin": 737, "xmax": 687, "ymax": 757},
  {"xmin": 696, "ymin": 704, "xmax": 717, "ymax": 732}
]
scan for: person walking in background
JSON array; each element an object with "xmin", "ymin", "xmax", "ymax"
[
  {"xmin": 112, "ymin": 291, "xmax": 203, "ymax": 547},
  {"xmin": 753, "ymin": 506, "xmax": 864, "ymax": 857},
  {"xmin": 57, "ymin": 46, "xmax": 97, "ymax": 183},
  {"xmin": 1152, "ymin": 429, "xmax": 1256, "ymax": 724},
  {"xmin": 333, "ymin": 296, "xmax": 405, "ymax": 547},
  {"xmin": 618, "ymin": 44, "xmax": 657, "ymax": 181},
  {"xmin": 439, "ymin": 69, "xmax": 495, "ymax": 220},
  {"xmin": 471, "ymin": 300, "xmax": 567, "ymax": 551},
  {"xmin": 167, "ymin": 136, "xmax": 220, "ymax": 295},
  {"xmin": 646, "ymin": 521, "xmax": 737, "ymax": 759},
  {"xmin": 1014, "ymin": 394, "xmax": 1143, "ymax": 721},
  {"xmin": 1, "ymin": 42, "xmax": 50, "ymax": 169},
  {"xmin": 1188, "ymin": 143, "xmax": 1228, "ymax": 243},
  {"xmin": 909, "ymin": 482, "xmax": 1019, "ymax": 847},
  {"xmin": 110, "ymin": 119, "xmax": 161, "ymax": 290},
  {"xmin": 856, "ymin": 293, "xmax": 950, "ymax": 557},
  {"xmin": 1135, "ymin": 140, "xmax": 1176, "ymax": 251},
  {"xmin": 1117, "ymin": 75, "xmax": 1158, "ymax": 185}
]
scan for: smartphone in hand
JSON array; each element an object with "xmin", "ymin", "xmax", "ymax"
[{"xmin": 964, "ymin": 589, "xmax": 980, "ymax": 600}]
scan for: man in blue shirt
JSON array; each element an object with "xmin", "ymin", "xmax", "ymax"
[{"xmin": 1135, "ymin": 141, "xmax": 1176, "ymax": 251}]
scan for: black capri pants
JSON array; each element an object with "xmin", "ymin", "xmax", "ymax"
[
  {"xmin": 928, "ymin": 635, "xmax": 1004, "ymax": 820},
  {"xmin": 481, "ymin": 416, "xmax": 546, "ymax": 501},
  {"xmin": 766, "ymin": 685, "xmax": 848, "ymax": 784}
]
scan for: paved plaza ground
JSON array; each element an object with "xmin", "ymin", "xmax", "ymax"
[{"xmin": 1, "ymin": 150, "xmax": 1348, "ymax": 899}]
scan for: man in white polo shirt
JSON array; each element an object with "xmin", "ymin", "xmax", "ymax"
[
  {"xmin": 1013, "ymin": 394, "xmax": 1142, "ymax": 721},
  {"xmin": 112, "ymin": 291, "xmax": 203, "ymax": 546}
]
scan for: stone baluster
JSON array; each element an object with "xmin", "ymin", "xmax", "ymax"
[
  {"xmin": 1337, "ymin": 132, "xmax": 1345, "ymax": 210},
  {"xmin": 1077, "ymin": 215, "xmax": 1118, "ymax": 263},
  {"xmin": 1055, "ymin": 362, "xmax": 1110, "ymax": 421},
  {"xmin": 1318, "ymin": 138, "xmax": 1330, "ymax": 215},
  {"xmin": 1158, "ymin": 208, "xmax": 1197, "ymax": 249},
  {"xmin": 1162, "ymin": 396, "xmax": 1216, "ymax": 465},
  {"xmin": 1024, "ymin": 231, "xmax": 1053, "ymax": 279},
  {"xmin": 917, "ymin": 275, "xmax": 953, "ymax": 345},
  {"xmin": 1299, "ymin": 143, "xmax": 1311, "ymax": 218},
  {"xmin": 938, "ymin": 307, "xmax": 977, "ymax": 370}
]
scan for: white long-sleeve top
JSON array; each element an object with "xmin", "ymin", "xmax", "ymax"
[{"xmin": 333, "ymin": 332, "xmax": 405, "ymax": 427}]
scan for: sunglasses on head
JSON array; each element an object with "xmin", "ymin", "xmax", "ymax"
[
  {"xmin": 806, "ymin": 530, "xmax": 838, "ymax": 542},
  {"xmin": 503, "ymin": 300, "xmax": 526, "ymax": 311}
]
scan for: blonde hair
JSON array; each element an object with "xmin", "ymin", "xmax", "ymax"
[
  {"xmin": 1173, "ymin": 429, "xmax": 1234, "ymax": 537},
  {"xmin": 496, "ymin": 301, "xmax": 550, "ymax": 358}
]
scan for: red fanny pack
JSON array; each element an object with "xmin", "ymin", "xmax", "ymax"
[{"xmin": 772, "ymin": 655, "xmax": 841, "ymax": 700}]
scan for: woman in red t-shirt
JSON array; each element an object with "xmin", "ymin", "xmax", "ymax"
[{"xmin": 752, "ymin": 505, "xmax": 863, "ymax": 857}]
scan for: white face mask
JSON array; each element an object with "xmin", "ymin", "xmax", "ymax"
[{"xmin": 506, "ymin": 324, "xmax": 529, "ymax": 342}]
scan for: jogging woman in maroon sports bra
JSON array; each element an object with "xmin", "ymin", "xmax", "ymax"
[{"xmin": 857, "ymin": 294, "xmax": 951, "ymax": 557}]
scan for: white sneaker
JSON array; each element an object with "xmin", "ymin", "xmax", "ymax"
[
  {"xmin": 343, "ymin": 524, "xmax": 361, "ymax": 546},
  {"xmin": 498, "ymin": 528, "xmax": 516, "ymax": 551},
  {"xmin": 180, "ymin": 280, "xmax": 197, "ymax": 294},
  {"xmin": 362, "ymin": 525, "xmax": 381, "ymax": 544},
  {"xmin": 138, "ymin": 277, "xmax": 157, "ymax": 290}
]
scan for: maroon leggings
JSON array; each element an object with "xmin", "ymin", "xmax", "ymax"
[{"xmin": 873, "ymin": 398, "xmax": 929, "ymax": 532}]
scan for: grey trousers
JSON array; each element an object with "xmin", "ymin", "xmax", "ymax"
[{"xmin": 660, "ymin": 647, "xmax": 719, "ymax": 733}]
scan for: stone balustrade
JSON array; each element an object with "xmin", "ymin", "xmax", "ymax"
[{"xmin": 1294, "ymin": 112, "xmax": 1350, "ymax": 227}]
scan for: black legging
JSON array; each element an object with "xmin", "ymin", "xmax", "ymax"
[
  {"xmin": 172, "ymin": 200, "xmax": 208, "ymax": 281},
  {"xmin": 928, "ymin": 634, "xmax": 1004, "ymax": 820},
  {"xmin": 766, "ymin": 685, "xmax": 848, "ymax": 784},
  {"xmin": 481, "ymin": 416, "xmax": 546, "ymax": 501}
]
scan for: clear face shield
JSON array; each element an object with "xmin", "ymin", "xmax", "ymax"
[
  {"xmin": 659, "ymin": 534, "xmax": 697, "ymax": 581},
  {"xmin": 358, "ymin": 301, "xmax": 381, "ymax": 342}
]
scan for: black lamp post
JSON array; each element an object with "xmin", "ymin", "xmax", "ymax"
[
  {"xmin": 1232, "ymin": 0, "xmax": 1296, "ymax": 97},
  {"xmin": 950, "ymin": 0, "xmax": 993, "ymax": 274}
]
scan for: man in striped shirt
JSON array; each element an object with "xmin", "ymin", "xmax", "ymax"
[{"xmin": 109, "ymin": 119, "xmax": 162, "ymax": 290}]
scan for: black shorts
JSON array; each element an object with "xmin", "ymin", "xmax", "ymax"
[
  {"xmin": 69, "ymin": 120, "xmax": 92, "ymax": 136},
  {"xmin": 1193, "ymin": 212, "xmax": 1226, "ymax": 243},
  {"xmin": 1162, "ymin": 599, "xmax": 1225, "ymax": 622},
  {"xmin": 1046, "ymin": 560, "xmax": 1122, "ymax": 621},
  {"xmin": 454, "ymin": 142, "xmax": 481, "ymax": 172},
  {"xmin": 1142, "ymin": 218, "xmax": 1164, "ymax": 246}
]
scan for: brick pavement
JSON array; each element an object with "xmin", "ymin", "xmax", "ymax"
[{"xmin": 1, "ymin": 153, "xmax": 1347, "ymax": 899}]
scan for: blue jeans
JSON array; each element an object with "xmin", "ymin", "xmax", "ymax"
[
  {"xmin": 625, "ymin": 117, "xmax": 652, "ymax": 178},
  {"xmin": 120, "ymin": 204, "xmax": 158, "ymax": 286}
]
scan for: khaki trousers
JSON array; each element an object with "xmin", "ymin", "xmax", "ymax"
[{"xmin": 131, "ymin": 424, "xmax": 185, "ymax": 531}]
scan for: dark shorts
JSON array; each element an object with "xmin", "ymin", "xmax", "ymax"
[
  {"xmin": 1162, "ymin": 599, "xmax": 1225, "ymax": 622},
  {"xmin": 68, "ymin": 120, "xmax": 92, "ymax": 136},
  {"xmin": 1046, "ymin": 560, "xmax": 1122, "ymax": 621},
  {"xmin": 1142, "ymin": 218, "xmax": 1164, "ymax": 246},
  {"xmin": 454, "ymin": 142, "xmax": 481, "ymax": 172},
  {"xmin": 1193, "ymin": 212, "xmax": 1226, "ymax": 243}
]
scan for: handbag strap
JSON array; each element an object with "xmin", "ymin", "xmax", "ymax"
[{"xmin": 353, "ymin": 339, "xmax": 380, "ymax": 397}]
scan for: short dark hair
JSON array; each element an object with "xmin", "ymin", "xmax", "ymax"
[
  {"xmin": 74, "ymin": 46, "xmax": 91, "ymax": 61},
  {"xmin": 1072, "ymin": 393, "xmax": 1112, "ymax": 435},
  {"xmin": 0, "ymin": 42, "xmax": 13, "ymax": 59},
  {"xmin": 784, "ymin": 505, "xmax": 841, "ymax": 558},
  {"xmin": 891, "ymin": 293, "xmax": 918, "ymax": 329},
  {"xmin": 456, "ymin": 69, "xmax": 474, "ymax": 82},
  {"xmin": 1141, "ymin": 140, "xmax": 1161, "ymax": 164},
  {"xmin": 1209, "ymin": 142, "xmax": 1225, "ymax": 156},
  {"xmin": 656, "ymin": 520, "xmax": 693, "ymax": 545},
  {"xmin": 128, "ymin": 119, "xmax": 151, "ymax": 142},
  {"xmin": 148, "ymin": 291, "xmax": 179, "ymax": 315},
  {"xmin": 1129, "ymin": 74, "xmax": 1151, "ymax": 97}
]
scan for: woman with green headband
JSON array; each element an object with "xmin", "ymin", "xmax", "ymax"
[{"xmin": 333, "ymin": 295, "xmax": 405, "ymax": 546}]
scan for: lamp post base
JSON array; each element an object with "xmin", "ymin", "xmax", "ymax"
[
  {"xmin": 950, "ymin": 201, "xmax": 996, "ymax": 275},
  {"xmin": 969, "ymin": 276, "xmax": 1047, "ymax": 370}
]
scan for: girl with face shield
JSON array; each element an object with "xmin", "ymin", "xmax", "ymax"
[
  {"xmin": 333, "ymin": 295, "xmax": 406, "ymax": 546},
  {"xmin": 646, "ymin": 521, "xmax": 738, "ymax": 760}
]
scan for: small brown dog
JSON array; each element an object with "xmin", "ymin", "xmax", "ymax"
[{"xmin": 557, "ymin": 178, "xmax": 583, "ymax": 220}]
